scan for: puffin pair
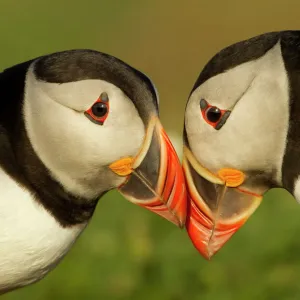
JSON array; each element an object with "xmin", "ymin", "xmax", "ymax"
[
  {"xmin": 2, "ymin": 30, "xmax": 298, "ymax": 294},
  {"xmin": 0, "ymin": 50, "xmax": 186, "ymax": 294},
  {"xmin": 183, "ymin": 30, "xmax": 300, "ymax": 259}
]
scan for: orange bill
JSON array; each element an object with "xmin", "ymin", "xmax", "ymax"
[
  {"xmin": 182, "ymin": 146, "xmax": 264, "ymax": 259},
  {"xmin": 109, "ymin": 117, "xmax": 187, "ymax": 227}
]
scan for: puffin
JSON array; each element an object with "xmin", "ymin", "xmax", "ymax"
[
  {"xmin": 0, "ymin": 50, "xmax": 187, "ymax": 294},
  {"xmin": 182, "ymin": 30, "xmax": 300, "ymax": 259}
]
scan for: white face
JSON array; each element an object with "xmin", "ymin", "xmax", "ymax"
[
  {"xmin": 23, "ymin": 64, "xmax": 145, "ymax": 199},
  {"xmin": 185, "ymin": 42, "xmax": 289, "ymax": 184}
]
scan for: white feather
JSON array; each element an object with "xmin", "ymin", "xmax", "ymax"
[{"xmin": 0, "ymin": 167, "xmax": 86, "ymax": 292}]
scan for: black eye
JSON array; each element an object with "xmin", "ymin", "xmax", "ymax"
[
  {"xmin": 91, "ymin": 102, "xmax": 108, "ymax": 117},
  {"xmin": 206, "ymin": 107, "xmax": 222, "ymax": 123}
]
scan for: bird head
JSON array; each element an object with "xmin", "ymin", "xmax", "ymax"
[
  {"xmin": 19, "ymin": 50, "xmax": 186, "ymax": 227},
  {"xmin": 183, "ymin": 31, "xmax": 300, "ymax": 258}
]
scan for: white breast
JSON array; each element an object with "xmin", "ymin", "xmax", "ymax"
[{"xmin": 0, "ymin": 166, "xmax": 86, "ymax": 293}]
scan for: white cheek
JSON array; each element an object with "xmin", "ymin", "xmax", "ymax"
[
  {"xmin": 24, "ymin": 73, "xmax": 145, "ymax": 198},
  {"xmin": 38, "ymin": 78, "xmax": 125, "ymax": 112},
  {"xmin": 185, "ymin": 101, "xmax": 200, "ymax": 143},
  {"xmin": 185, "ymin": 42, "xmax": 289, "ymax": 182},
  {"xmin": 293, "ymin": 176, "xmax": 300, "ymax": 204},
  {"xmin": 92, "ymin": 92, "xmax": 145, "ymax": 164},
  {"xmin": 185, "ymin": 99, "xmax": 214, "ymax": 140}
]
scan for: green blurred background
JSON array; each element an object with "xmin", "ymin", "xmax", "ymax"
[{"xmin": 1, "ymin": 0, "xmax": 300, "ymax": 299}]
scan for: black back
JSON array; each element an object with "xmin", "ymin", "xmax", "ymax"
[{"xmin": 280, "ymin": 32, "xmax": 300, "ymax": 192}]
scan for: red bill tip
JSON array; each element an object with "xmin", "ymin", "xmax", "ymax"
[
  {"xmin": 141, "ymin": 128, "xmax": 187, "ymax": 227},
  {"xmin": 118, "ymin": 118, "xmax": 187, "ymax": 228},
  {"xmin": 182, "ymin": 153, "xmax": 263, "ymax": 259},
  {"xmin": 186, "ymin": 200, "xmax": 244, "ymax": 260}
]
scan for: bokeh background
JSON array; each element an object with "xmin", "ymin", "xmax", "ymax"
[{"xmin": 2, "ymin": 1, "xmax": 300, "ymax": 299}]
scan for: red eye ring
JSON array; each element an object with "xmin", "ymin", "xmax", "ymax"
[
  {"xmin": 200, "ymin": 98, "xmax": 230, "ymax": 130},
  {"xmin": 85, "ymin": 92, "xmax": 110, "ymax": 125}
]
